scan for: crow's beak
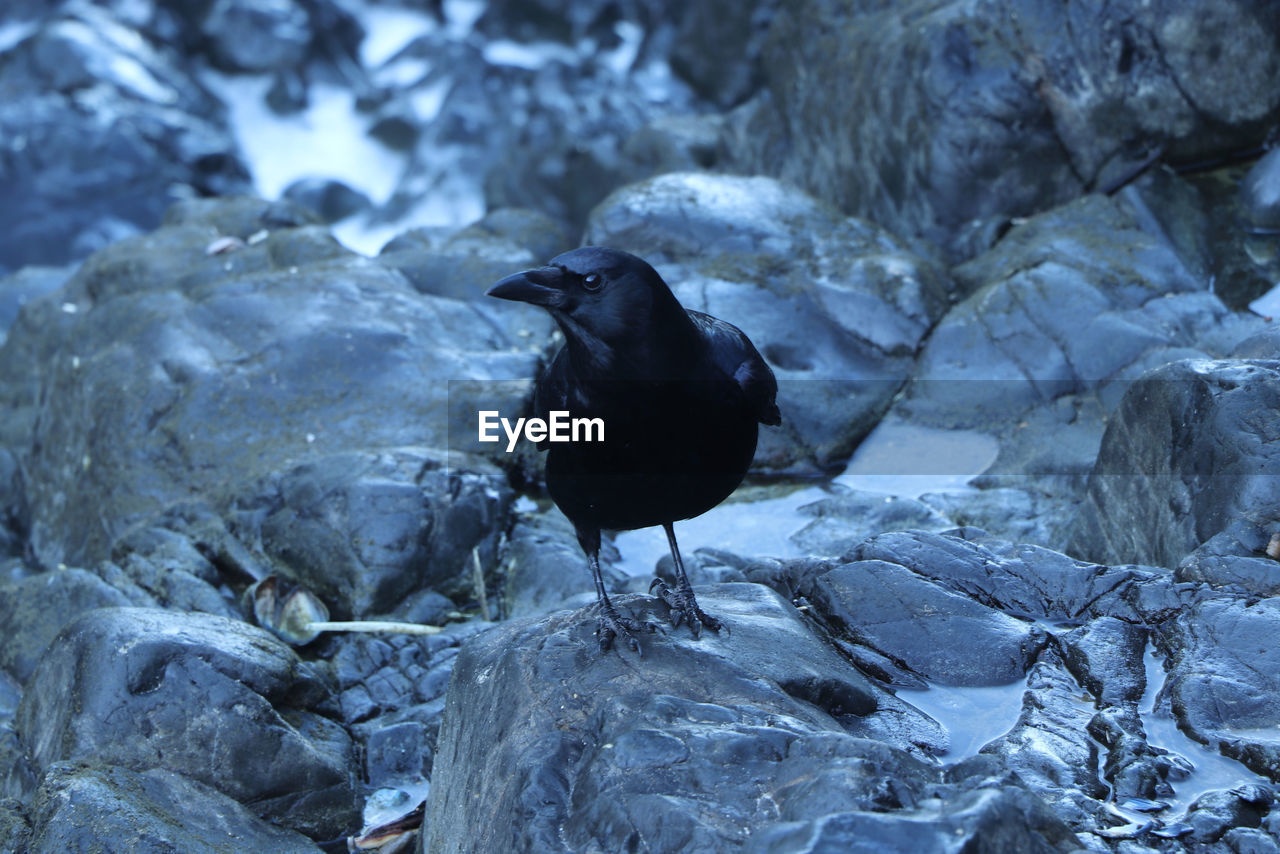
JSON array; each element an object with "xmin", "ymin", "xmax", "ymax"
[{"xmin": 486, "ymin": 266, "xmax": 567, "ymax": 308}]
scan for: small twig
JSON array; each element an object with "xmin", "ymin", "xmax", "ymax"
[
  {"xmin": 472, "ymin": 547, "xmax": 491, "ymax": 622},
  {"xmin": 306, "ymin": 621, "xmax": 442, "ymax": 636}
]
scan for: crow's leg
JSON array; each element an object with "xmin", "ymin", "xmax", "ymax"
[
  {"xmin": 578, "ymin": 526, "xmax": 654, "ymax": 653},
  {"xmin": 650, "ymin": 522, "xmax": 723, "ymax": 637}
]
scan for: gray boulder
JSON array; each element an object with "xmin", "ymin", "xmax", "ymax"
[
  {"xmin": 848, "ymin": 529, "xmax": 1186, "ymax": 624},
  {"xmin": 1070, "ymin": 359, "xmax": 1280, "ymax": 568},
  {"xmin": 26, "ymin": 763, "xmax": 321, "ymax": 854},
  {"xmin": 424, "ymin": 584, "xmax": 956, "ymax": 852},
  {"xmin": 746, "ymin": 786, "xmax": 1080, "ymax": 854},
  {"xmin": 0, "ymin": 569, "xmax": 133, "ymax": 683},
  {"xmin": 893, "ymin": 189, "xmax": 1264, "ymax": 553},
  {"xmin": 0, "ymin": 6, "xmax": 250, "ymax": 273},
  {"xmin": 16, "ymin": 607, "xmax": 358, "ymax": 839},
  {"xmin": 500, "ymin": 506, "xmax": 631, "ymax": 619},
  {"xmin": 791, "ymin": 488, "xmax": 953, "ymax": 557},
  {"xmin": 725, "ymin": 0, "xmax": 1280, "ymax": 258},
  {"xmin": 811, "ymin": 559, "xmax": 1047, "ymax": 687},
  {"xmin": 1163, "ymin": 597, "xmax": 1280, "ymax": 784},
  {"xmin": 0, "ymin": 197, "xmax": 540, "ymax": 615}
]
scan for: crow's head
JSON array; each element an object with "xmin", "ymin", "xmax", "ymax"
[{"xmin": 488, "ymin": 246, "xmax": 689, "ymax": 370}]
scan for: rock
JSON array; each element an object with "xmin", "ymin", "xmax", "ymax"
[
  {"xmin": 476, "ymin": 0, "xmax": 669, "ymax": 54},
  {"xmin": 16, "ymin": 608, "xmax": 359, "ymax": 838},
  {"xmin": 0, "ymin": 721, "xmax": 38, "ymax": 803},
  {"xmin": 377, "ymin": 207, "xmax": 568, "ymax": 305},
  {"xmin": 898, "ymin": 194, "xmax": 1239, "ymax": 433},
  {"xmin": 458, "ymin": 207, "xmax": 573, "ymax": 264},
  {"xmin": 653, "ymin": 548, "xmax": 751, "ymax": 590},
  {"xmin": 811, "ymin": 559, "xmax": 1047, "ymax": 687},
  {"xmin": 500, "ymin": 506, "xmax": 629, "ymax": 619},
  {"xmin": 621, "ymin": 114, "xmax": 725, "ymax": 176},
  {"xmin": 1059, "ymin": 620, "xmax": 1190, "ymax": 804},
  {"xmin": 1176, "ymin": 521, "xmax": 1280, "ymax": 597},
  {"xmin": 162, "ymin": 194, "xmax": 319, "ymax": 236},
  {"xmin": 0, "ymin": 198, "xmax": 536, "ymax": 615},
  {"xmin": 26, "ymin": 763, "xmax": 321, "ymax": 854},
  {"xmin": 330, "ymin": 625, "xmax": 468, "ymax": 728},
  {"xmin": 919, "ymin": 483, "xmax": 1077, "ymax": 551},
  {"xmin": 980, "ymin": 649, "xmax": 1110, "ymax": 830},
  {"xmin": 378, "ymin": 26, "xmax": 701, "ymax": 235},
  {"xmin": 585, "ymin": 171, "xmax": 952, "ymax": 473},
  {"xmin": 0, "ymin": 798, "xmax": 30, "ymax": 854},
  {"xmin": 725, "ymin": 0, "xmax": 1280, "ymax": 258},
  {"xmin": 0, "ymin": 672, "xmax": 17, "ymax": 723},
  {"xmin": 1241, "ymin": 148, "xmax": 1280, "ymax": 234},
  {"xmin": 0, "ymin": 266, "xmax": 71, "ymax": 346},
  {"xmin": 0, "ymin": 6, "xmax": 250, "ymax": 273},
  {"xmin": 1069, "ymin": 359, "xmax": 1280, "ymax": 568},
  {"xmin": 1060, "ymin": 618, "xmax": 1147, "ymax": 707},
  {"xmin": 669, "ymin": 0, "xmax": 776, "ymax": 107},
  {"xmin": 233, "ymin": 449, "xmax": 510, "ymax": 615},
  {"xmin": 1185, "ymin": 787, "xmax": 1269, "ymax": 843},
  {"xmin": 364, "ymin": 720, "xmax": 430, "ymax": 789},
  {"xmin": 1225, "ymin": 826, "xmax": 1280, "ymax": 854},
  {"xmin": 265, "ymin": 67, "xmax": 308, "ymax": 114},
  {"xmin": 0, "ymin": 569, "xmax": 134, "ymax": 683},
  {"xmin": 790, "ymin": 488, "xmax": 953, "ymax": 557},
  {"xmin": 200, "ymin": 0, "xmax": 312, "ymax": 73},
  {"xmin": 99, "ymin": 553, "xmax": 238, "ymax": 617},
  {"xmin": 1163, "ymin": 597, "xmax": 1280, "ymax": 783},
  {"xmin": 334, "ymin": 619, "xmax": 493, "ymax": 793},
  {"xmin": 848, "ymin": 529, "xmax": 1183, "ymax": 624},
  {"xmin": 1234, "ymin": 327, "xmax": 1280, "ymax": 358},
  {"xmin": 424, "ymin": 584, "xmax": 951, "ymax": 852},
  {"xmin": 282, "ymin": 177, "xmax": 372, "ymax": 224},
  {"xmin": 368, "ymin": 98, "xmax": 421, "ymax": 151},
  {"xmin": 0, "ymin": 448, "xmax": 26, "ymax": 564}
]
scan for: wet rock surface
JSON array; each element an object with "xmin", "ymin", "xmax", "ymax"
[
  {"xmin": 0, "ymin": 197, "xmax": 529, "ymax": 613},
  {"xmin": 424, "ymin": 585, "xmax": 954, "ymax": 853},
  {"xmin": 28, "ymin": 763, "xmax": 322, "ymax": 854},
  {"xmin": 724, "ymin": 0, "xmax": 1280, "ymax": 260},
  {"xmin": 17, "ymin": 607, "xmax": 358, "ymax": 838},
  {"xmin": 1, "ymin": 0, "xmax": 1279, "ymax": 851},
  {"xmin": 0, "ymin": 5, "xmax": 252, "ymax": 274},
  {"xmin": 1070, "ymin": 358, "xmax": 1280, "ymax": 569},
  {"xmin": 1162, "ymin": 598, "xmax": 1280, "ymax": 782}
]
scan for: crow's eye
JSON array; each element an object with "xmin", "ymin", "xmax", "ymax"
[{"xmin": 582, "ymin": 273, "xmax": 603, "ymax": 292}]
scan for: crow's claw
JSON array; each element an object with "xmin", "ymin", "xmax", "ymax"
[
  {"xmin": 650, "ymin": 578, "xmax": 723, "ymax": 637},
  {"xmin": 596, "ymin": 607, "xmax": 656, "ymax": 654}
]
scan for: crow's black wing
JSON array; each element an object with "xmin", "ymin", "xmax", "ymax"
[
  {"xmin": 689, "ymin": 310, "xmax": 781, "ymax": 426},
  {"xmin": 531, "ymin": 346, "xmax": 572, "ymax": 451}
]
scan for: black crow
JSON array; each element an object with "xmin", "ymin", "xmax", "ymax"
[{"xmin": 487, "ymin": 246, "xmax": 780, "ymax": 652}]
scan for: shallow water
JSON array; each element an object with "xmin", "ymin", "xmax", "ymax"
[
  {"xmin": 834, "ymin": 418, "xmax": 1000, "ymax": 498},
  {"xmin": 613, "ymin": 484, "xmax": 821, "ymax": 578},
  {"xmin": 613, "ymin": 418, "xmax": 998, "ymax": 577},
  {"xmin": 204, "ymin": 0, "xmax": 497, "ymax": 258},
  {"xmin": 202, "ymin": 71, "xmax": 407, "ymax": 210},
  {"xmin": 1138, "ymin": 644, "xmax": 1268, "ymax": 818},
  {"xmin": 359, "ymin": 5, "xmax": 438, "ymax": 68},
  {"xmin": 895, "ymin": 680, "xmax": 1027, "ymax": 761}
]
